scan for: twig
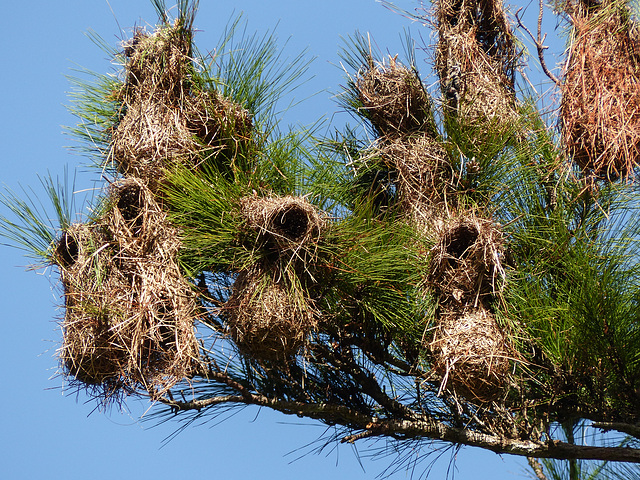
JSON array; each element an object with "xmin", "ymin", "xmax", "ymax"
[
  {"xmin": 527, "ymin": 457, "xmax": 549, "ymax": 480},
  {"xmin": 342, "ymin": 430, "xmax": 376, "ymax": 443},
  {"xmin": 515, "ymin": 1, "xmax": 561, "ymax": 86}
]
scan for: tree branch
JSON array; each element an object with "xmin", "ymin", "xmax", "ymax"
[
  {"xmin": 367, "ymin": 417, "xmax": 640, "ymax": 463},
  {"xmin": 515, "ymin": 1, "xmax": 561, "ymax": 86},
  {"xmin": 316, "ymin": 343, "xmax": 416, "ymax": 420},
  {"xmin": 160, "ymin": 390, "xmax": 374, "ymax": 429},
  {"xmin": 527, "ymin": 457, "xmax": 549, "ymax": 480},
  {"xmin": 592, "ymin": 422, "xmax": 640, "ymax": 440},
  {"xmin": 160, "ymin": 388, "xmax": 640, "ymax": 463}
]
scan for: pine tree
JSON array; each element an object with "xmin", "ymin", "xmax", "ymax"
[{"xmin": 3, "ymin": 0, "xmax": 640, "ymax": 475}]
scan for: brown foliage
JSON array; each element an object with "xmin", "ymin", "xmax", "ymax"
[{"xmin": 561, "ymin": 3, "xmax": 640, "ymax": 180}]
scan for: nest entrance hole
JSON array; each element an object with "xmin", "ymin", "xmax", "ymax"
[
  {"xmin": 56, "ymin": 231, "xmax": 80, "ymax": 268},
  {"xmin": 241, "ymin": 195, "xmax": 324, "ymax": 256},
  {"xmin": 117, "ymin": 182, "xmax": 144, "ymax": 232},
  {"xmin": 271, "ymin": 205, "xmax": 309, "ymax": 242},
  {"xmin": 445, "ymin": 223, "xmax": 479, "ymax": 260}
]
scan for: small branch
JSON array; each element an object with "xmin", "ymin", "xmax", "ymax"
[
  {"xmin": 161, "ymin": 394, "xmax": 246, "ymax": 411},
  {"xmin": 315, "ymin": 343, "xmax": 416, "ymax": 420},
  {"xmin": 342, "ymin": 430, "xmax": 376, "ymax": 444},
  {"xmin": 592, "ymin": 422, "xmax": 640, "ymax": 440},
  {"xmin": 527, "ymin": 457, "xmax": 549, "ymax": 480},
  {"xmin": 515, "ymin": 1, "xmax": 561, "ymax": 86},
  {"xmin": 160, "ymin": 391, "xmax": 374, "ymax": 429}
]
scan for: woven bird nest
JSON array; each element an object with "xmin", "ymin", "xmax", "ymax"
[
  {"xmin": 57, "ymin": 178, "xmax": 200, "ymax": 401},
  {"xmin": 111, "ymin": 22, "xmax": 252, "ymax": 187},
  {"xmin": 240, "ymin": 195, "xmax": 325, "ymax": 262},
  {"xmin": 429, "ymin": 215, "xmax": 506, "ymax": 307},
  {"xmin": 376, "ymin": 134, "xmax": 453, "ymax": 227},
  {"xmin": 224, "ymin": 268, "xmax": 318, "ymax": 362},
  {"xmin": 561, "ymin": 4, "xmax": 640, "ymax": 180},
  {"xmin": 356, "ymin": 56, "xmax": 437, "ymax": 137},
  {"xmin": 435, "ymin": 0, "xmax": 517, "ymax": 125},
  {"xmin": 430, "ymin": 307, "xmax": 510, "ymax": 402}
]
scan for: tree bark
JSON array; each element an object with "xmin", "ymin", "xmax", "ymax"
[
  {"xmin": 161, "ymin": 392, "xmax": 640, "ymax": 464},
  {"xmin": 527, "ymin": 457, "xmax": 549, "ymax": 480}
]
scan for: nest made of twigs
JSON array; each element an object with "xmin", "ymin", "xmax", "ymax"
[
  {"xmin": 356, "ymin": 56, "xmax": 437, "ymax": 137},
  {"xmin": 428, "ymin": 215, "xmax": 507, "ymax": 307},
  {"xmin": 430, "ymin": 307, "xmax": 510, "ymax": 402},
  {"xmin": 434, "ymin": 0, "xmax": 517, "ymax": 124},
  {"xmin": 224, "ymin": 268, "xmax": 318, "ymax": 362},
  {"xmin": 111, "ymin": 22, "xmax": 253, "ymax": 186},
  {"xmin": 561, "ymin": 5, "xmax": 640, "ymax": 180},
  {"xmin": 240, "ymin": 195, "xmax": 325, "ymax": 261},
  {"xmin": 56, "ymin": 178, "xmax": 200, "ymax": 401}
]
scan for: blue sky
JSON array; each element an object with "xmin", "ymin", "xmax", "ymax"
[{"xmin": 0, "ymin": 1, "xmax": 563, "ymax": 479}]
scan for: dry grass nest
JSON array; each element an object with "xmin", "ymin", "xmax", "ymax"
[
  {"xmin": 428, "ymin": 215, "xmax": 507, "ymax": 307},
  {"xmin": 55, "ymin": 178, "xmax": 201, "ymax": 402},
  {"xmin": 240, "ymin": 195, "xmax": 325, "ymax": 262},
  {"xmin": 434, "ymin": 0, "xmax": 518, "ymax": 124},
  {"xmin": 561, "ymin": 5, "xmax": 640, "ymax": 180},
  {"xmin": 224, "ymin": 268, "xmax": 318, "ymax": 363},
  {"xmin": 356, "ymin": 56, "xmax": 436, "ymax": 137},
  {"xmin": 111, "ymin": 22, "xmax": 253, "ymax": 187},
  {"xmin": 430, "ymin": 307, "xmax": 511, "ymax": 402},
  {"xmin": 375, "ymin": 134, "xmax": 453, "ymax": 225}
]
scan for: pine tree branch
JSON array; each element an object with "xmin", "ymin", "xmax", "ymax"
[
  {"xmin": 159, "ymin": 384, "xmax": 640, "ymax": 463},
  {"xmin": 363, "ymin": 417, "xmax": 640, "ymax": 463},
  {"xmin": 527, "ymin": 457, "xmax": 549, "ymax": 480},
  {"xmin": 160, "ymin": 391, "xmax": 373, "ymax": 428},
  {"xmin": 314, "ymin": 343, "xmax": 416, "ymax": 420},
  {"xmin": 592, "ymin": 422, "xmax": 640, "ymax": 440}
]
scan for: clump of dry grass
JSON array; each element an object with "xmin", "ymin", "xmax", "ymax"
[
  {"xmin": 221, "ymin": 195, "xmax": 325, "ymax": 363},
  {"xmin": 430, "ymin": 307, "xmax": 510, "ymax": 402},
  {"xmin": 57, "ymin": 178, "xmax": 201, "ymax": 402},
  {"xmin": 353, "ymin": 57, "xmax": 453, "ymax": 228},
  {"xmin": 377, "ymin": 134, "xmax": 453, "ymax": 228},
  {"xmin": 356, "ymin": 56, "xmax": 436, "ymax": 137},
  {"xmin": 434, "ymin": 0, "xmax": 518, "ymax": 125},
  {"xmin": 428, "ymin": 215, "xmax": 507, "ymax": 307},
  {"xmin": 425, "ymin": 214, "xmax": 510, "ymax": 401},
  {"xmin": 224, "ymin": 267, "xmax": 318, "ymax": 363},
  {"xmin": 561, "ymin": 1, "xmax": 640, "ymax": 180},
  {"xmin": 240, "ymin": 195, "xmax": 325, "ymax": 261},
  {"xmin": 111, "ymin": 22, "xmax": 252, "ymax": 188}
]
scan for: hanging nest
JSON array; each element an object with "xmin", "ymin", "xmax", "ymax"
[
  {"xmin": 224, "ymin": 268, "xmax": 318, "ymax": 362},
  {"xmin": 356, "ymin": 56, "xmax": 437, "ymax": 137},
  {"xmin": 434, "ymin": 0, "xmax": 518, "ymax": 125},
  {"xmin": 561, "ymin": 2, "xmax": 640, "ymax": 180},
  {"xmin": 111, "ymin": 22, "xmax": 253, "ymax": 187},
  {"xmin": 375, "ymin": 134, "xmax": 453, "ymax": 228},
  {"xmin": 240, "ymin": 195, "xmax": 325, "ymax": 262},
  {"xmin": 428, "ymin": 215, "xmax": 507, "ymax": 307},
  {"xmin": 430, "ymin": 307, "xmax": 510, "ymax": 402},
  {"xmin": 56, "ymin": 178, "xmax": 201, "ymax": 402}
]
